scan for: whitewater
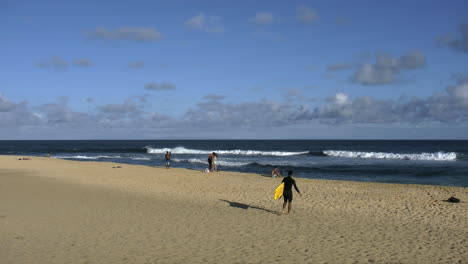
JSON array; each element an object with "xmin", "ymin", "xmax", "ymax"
[
  {"xmin": 323, "ymin": 150, "xmax": 458, "ymax": 161},
  {"xmin": 146, "ymin": 146, "xmax": 309, "ymax": 156}
]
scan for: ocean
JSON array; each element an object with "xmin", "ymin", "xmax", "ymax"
[{"xmin": 1, "ymin": 140, "xmax": 467, "ymax": 187}]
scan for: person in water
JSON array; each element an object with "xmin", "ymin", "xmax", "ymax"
[
  {"xmin": 281, "ymin": 170, "xmax": 301, "ymax": 215},
  {"xmin": 271, "ymin": 167, "xmax": 281, "ymax": 178},
  {"xmin": 165, "ymin": 151, "xmax": 171, "ymax": 169}
]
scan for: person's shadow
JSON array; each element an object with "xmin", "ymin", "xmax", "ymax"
[{"xmin": 219, "ymin": 199, "xmax": 279, "ymax": 215}]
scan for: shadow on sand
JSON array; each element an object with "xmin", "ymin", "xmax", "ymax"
[{"xmin": 219, "ymin": 199, "xmax": 279, "ymax": 215}]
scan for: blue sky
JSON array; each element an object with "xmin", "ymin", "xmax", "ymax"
[{"xmin": 1, "ymin": 0, "xmax": 467, "ymax": 139}]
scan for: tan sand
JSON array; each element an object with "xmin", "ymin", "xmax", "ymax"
[{"xmin": 0, "ymin": 155, "xmax": 466, "ymax": 264}]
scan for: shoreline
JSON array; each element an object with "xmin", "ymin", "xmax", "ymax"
[
  {"xmin": 5, "ymin": 154, "xmax": 467, "ymax": 188},
  {"xmin": 1, "ymin": 155, "xmax": 467, "ymax": 263}
]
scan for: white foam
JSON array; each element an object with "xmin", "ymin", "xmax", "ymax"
[
  {"xmin": 146, "ymin": 146, "xmax": 209, "ymax": 154},
  {"xmin": 55, "ymin": 155, "xmax": 122, "ymax": 160},
  {"xmin": 323, "ymin": 150, "xmax": 457, "ymax": 161},
  {"xmin": 146, "ymin": 146, "xmax": 308, "ymax": 156},
  {"xmin": 215, "ymin": 149, "xmax": 309, "ymax": 156},
  {"xmin": 172, "ymin": 158, "xmax": 250, "ymax": 167},
  {"xmin": 130, "ymin": 157, "xmax": 151, "ymax": 161}
]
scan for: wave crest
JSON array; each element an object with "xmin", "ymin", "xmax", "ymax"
[
  {"xmin": 323, "ymin": 150, "xmax": 457, "ymax": 161},
  {"xmin": 146, "ymin": 146, "xmax": 308, "ymax": 156},
  {"xmin": 54, "ymin": 155, "xmax": 122, "ymax": 160},
  {"xmin": 172, "ymin": 158, "xmax": 250, "ymax": 167}
]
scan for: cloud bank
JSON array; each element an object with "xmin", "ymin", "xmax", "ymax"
[
  {"xmin": 1, "ymin": 78, "xmax": 467, "ymax": 138},
  {"xmin": 309, "ymin": 77, "xmax": 468, "ymax": 124}
]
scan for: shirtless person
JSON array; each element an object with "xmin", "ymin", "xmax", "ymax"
[
  {"xmin": 271, "ymin": 167, "xmax": 281, "ymax": 178},
  {"xmin": 281, "ymin": 171, "xmax": 301, "ymax": 215},
  {"xmin": 165, "ymin": 151, "xmax": 171, "ymax": 169},
  {"xmin": 207, "ymin": 152, "xmax": 214, "ymax": 172}
]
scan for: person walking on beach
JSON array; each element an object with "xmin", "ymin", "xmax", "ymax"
[
  {"xmin": 281, "ymin": 171, "xmax": 301, "ymax": 215},
  {"xmin": 165, "ymin": 151, "xmax": 171, "ymax": 169}
]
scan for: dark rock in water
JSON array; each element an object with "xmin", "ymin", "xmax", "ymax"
[{"xmin": 447, "ymin": 196, "xmax": 460, "ymax": 203}]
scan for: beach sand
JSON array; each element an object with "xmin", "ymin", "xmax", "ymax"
[{"xmin": 1, "ymin": 156, "xmax": 466, "ymax": 264}]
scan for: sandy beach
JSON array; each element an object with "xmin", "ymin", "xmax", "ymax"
[{"xmin": 0, "ymin": 155, "xmax": 466, "ymax": 264}]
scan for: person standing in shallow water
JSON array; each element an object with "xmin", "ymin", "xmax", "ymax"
[
  {"xmin": 281, "ymin": 171, "xmax": 301, "ymax": 215},
  {"xmin": 213, "ymin": 153, "xmax": 218, "ymax": 172},
  {"xmin": 165, "ymin": 151, "xmax": 171, "ymax": 169}
]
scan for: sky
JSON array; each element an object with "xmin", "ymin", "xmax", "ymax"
[{"xmin": 1, "ymin": 0, "xmax": 468, "ymax": 139}]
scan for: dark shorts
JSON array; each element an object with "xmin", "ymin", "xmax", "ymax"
[{"xmin": 283, "ymin": 192, "xmax": 293, "ymax": 203}]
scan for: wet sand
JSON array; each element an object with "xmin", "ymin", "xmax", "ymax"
[{"xmin": 1, "ymin": 156, "xmax": 466, "ymax": 264}]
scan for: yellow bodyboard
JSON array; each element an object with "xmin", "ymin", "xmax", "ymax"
[{"xmin": 274, "ymin": 183, "xmax": 284, "ymax": 200}]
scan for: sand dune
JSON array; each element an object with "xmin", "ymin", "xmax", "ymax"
[{"xmin": 1, "ymin": 156, "xmax": 466, "ymax": 264}]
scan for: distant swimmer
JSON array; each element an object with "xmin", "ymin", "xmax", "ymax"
[
  {"xmin": 165, "ymin": 151, "xmax": 171, "ymax": 169},
  {"xmin": 281, "ymin": 171, "xmax": 301, "ymax": 215},
  {"xmin": 271, "ymin": 167, "xmax": 281, "ymax": 178}
]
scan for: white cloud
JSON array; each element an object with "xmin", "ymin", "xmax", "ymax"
[
  {"xmin": 330, "ymin": 93, "xmax": 348, "ymax": 105},
  {"xmin": 37, "ymin": 56, "xmax": 68, "ymax": 70},
  {"xmin": 144, "ymin": 82, "xmax": 176, "ymax": 91},
  {"xmin": 352, "ymin": 51, "xmax": 426, "ymax": 85},
  {"xmin": 250, "ymin": 12, "xmax": 274, "ymax": 25},
  {"xmin": 74, "ymin": 58, "xmax": 94, "ymax": 67},
  {"xmin": 353, "ymin": 62, "xmax": 395, "ymax": 85},
  {"xmin": 185, "ymin": 14, "xmax": 224, "ymax": 33},
  {"xmin": 297, "ymin": 5, "xmax": 318, "ymax": 24},
  {"xmin": 128, "ymin": 61, "xmax": 145, "ymax": 69},
  {"xmin": 203, "ymin": 94, "xmax": 225, "ymax": 101},
  {"xmin": 86, "ymin": 27, "xmax": 163, "ymax": 41},
  {"xmin": 447, "ymin": 77, "xmax": 468, "ymax": 106},
  {"xmin": 98, "ymin": 101, "xmax": 140, "ymax": 114},
  {"xmin": 398, "ymin": 51, "xmax": 426, "ymax": 69},
  {"xmin": 0, "ymin": 94, "xmax": 15, "ymax": 112},
  {"xmin": 327, "ymin": 63, "xmax": 352, "ymax": 72},
  {"xmin": 439, "ymin": 23, "xmax": 468, "ymax": 53},
  {"xmin": 285, "ymin": 89, "xmax": 305, "ymax": 101}
]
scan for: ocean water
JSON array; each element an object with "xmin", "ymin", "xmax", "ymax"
[{"xmin": 0, "ymin": 140, "xmax": 467, "ymax": 187}]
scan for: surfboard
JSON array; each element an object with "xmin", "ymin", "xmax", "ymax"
[{"xmin": 274, "ymin": 183, "xmax": 284, "ymax": 200}]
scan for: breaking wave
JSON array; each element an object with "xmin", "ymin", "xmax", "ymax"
[
  {"xmin": 146, "ymin": 146, "xmax": 309, "ymax": 156},
  {"xmin": 54, "ymin": 155, "xmax": 122, "ymax": 160},
  {"xmin": 172, "ymin": 158, "xmax": 250, "ymax": 167},
  {"xmin": 130, "ymin": 157, "xmax": 151, "ymax": 161},
  {"xmin": 323, "ymin": 150, "xmax": 457, "ymax": 161}
]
